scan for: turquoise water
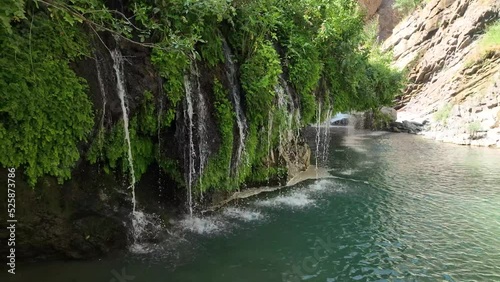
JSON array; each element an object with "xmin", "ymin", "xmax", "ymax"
[{"xmin": 5, "ymin": 130, "xmax": 500, "ymax": 281}]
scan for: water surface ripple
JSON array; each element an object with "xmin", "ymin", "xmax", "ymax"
[{"xmin": 5, "ymin": 131, "xmax": 500, "ymax": 282}]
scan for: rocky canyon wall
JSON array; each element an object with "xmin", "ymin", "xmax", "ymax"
[
  {"xmin": 359, "ymin": 0, "xmax": 401, "ymax": 40},
  {"xmin": 384, "ymin": 0, "xmax": 500, "ymax": 147}
]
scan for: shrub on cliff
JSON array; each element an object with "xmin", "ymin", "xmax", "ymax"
[
  {"xmin": 0, "ymin": 11, "xmax": 94, "ymax": 185},
  {"xmin": 478, "ymin": 21, "xmax": 500, "ymax": 55},
  {"xmin": 394, "ymin": 0, "xmax": 423, "ymax": 15}
]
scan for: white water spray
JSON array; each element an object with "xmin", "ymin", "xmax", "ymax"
[
  {"xmin": 322, "ymin": 109, "xmax": 332, "ymax": 162},
  {"xmin": 95, "ymin": 55, "xmax": 107, "ymax": 135},
  {"xmin": 267, "ymin": 111, "xmax": 274, "ymax": 185},
  {"xmin": 95, "ymin": 54, "xmax": 107, "ymax": 171},
  {"xmin": 315, "ymin": 101, "xmax": 322, "ymax": 171},
  {"xmin": 222, "ymin": 40, "xmax": 248, "ymax": 175},
  {"xmin": 183, "ymin": 73, "xmax": 195, "ymax": 216},
  {"xmin": 193, "ymin": 62, "xmax": 209, "ymax": 199},
  {"xmin": 157, "ymin": 79, "xmax": 164, "ymax": 197},
  {"xmin": 110, "ymin": 49, "xmax": 137, "ymax": 213}
]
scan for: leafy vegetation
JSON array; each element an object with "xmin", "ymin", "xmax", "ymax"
[
  {"xmin": 198, "ymin": 79, "xmax": 235, "ymax": 191},
  {"xmin": 478, "ymin": 21, "xmax": 500, "ymax": 56},
  {"xmin": 434, "ymin": 103, "xmax": 453, "ymax": 123},
  {"xmin": 394, "ymin": 0, "xmax": 423, "ymax": 15},
  {"xmin": 2, "ymin": 0, "xmax": 403, "ymax": 190},
  {"xmin": 468, "ymin": 121, "xmax": 482, "ymax": 135},
  {"xmin": 466, "ymin": 20, "xmax": 500, "ymax": 65},
  {"xmin": 0, "ymin": 9, "xmax": 93, "ymax": 185},
  {"xmin": 372, "ymin": 110, "xmax": 394, "ymax": 130}
]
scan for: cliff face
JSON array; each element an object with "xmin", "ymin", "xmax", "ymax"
[
  {"xmin": 359, "ymin": 0, "xmax": 400, "ymax": 40},
  {"xmin": 384, "ymin": 0, "xmax": 500, "ymax": 147}
]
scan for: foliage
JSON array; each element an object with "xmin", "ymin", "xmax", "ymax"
[
  {"xmin": 239, "ymin": 40, "xmax": 283, "ymax": 180},
  {"xmin": 158, "ymin": 157, "xmax": 184, "ymax": 185},
  {"xmin": 0, "ymin": 0, "xmax": 26, "ymax": 34},
  {"xmin": 478, "ymin": 21, "xmax": 500, "ymax": 56},
  {"xmin": 372, "ymin": 109, "xmax": 394, "ymax": 130},
  {"xmin": 468, "ymin": 121, "xmax": 481, "ymax": 134},
  {"xmin": 151, "ymin": 49, "xmax": 189, "ymax": 126},
  {"xmin": 241, "ymin": 41, "xmax": 282, "ymax": 126},
  {"xmin": 199, "ymin": 78, "xmax": 235, "ymax": 191},
  {"xmin": 87, "ymin": 91, "xmax": 157, "ymax": 182},
  {"xmin": 3, "ymin": 0, "xmax": 405, "ymax": 191},
  {"xmin": 434, "ymin": 103, "xmax": 453, "ymax": 123},
  {"xmin": 229, "ymin": 0, "xmax": 281, "ymax": 60},
  {"xmin": 394, "ymin": 0, "xmax": 423, "ymax": 15},
  {"xmin": 0, "ymin": 10, "xmax": 93, "ymax": 186}
]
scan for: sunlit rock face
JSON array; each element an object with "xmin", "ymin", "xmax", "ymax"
[
  {"xmin": 384, "ymin": 0, "xmax": 500, "ymax": 147},
  {"xmin": 359, "ymin": 0, "xmax": 400, "ymax": 40}
]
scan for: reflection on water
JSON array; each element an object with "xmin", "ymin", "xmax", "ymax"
[{"xmin": 4, "ymin": 128, "xmax": 500, "ymax": 282}]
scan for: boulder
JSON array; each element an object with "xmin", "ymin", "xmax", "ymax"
[{"xmin": 380, "ymin": 106, "xmax": 398, "ymax": 121}]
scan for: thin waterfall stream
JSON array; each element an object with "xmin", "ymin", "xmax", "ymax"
[
  {"xmin": 183, "ymin": 72, "xmax": 195, "ymax": 217},
  {"xmin": 110, "ymin": 49, "xmax": 137, "ymax": 212},
  {"xmin": 322, "ymin": 109, "xmax": 332, "ymax": 162},
  {"xmin": 315, "ymin": 101, "xmax": 322, "ymax": 171},
  {"xmin": 222, "ymin": 40, "xmax": 248, "ymax": 175},
  {"xmin": 193, "ymin": 61, "xmax": 208, "ymax": 200}
]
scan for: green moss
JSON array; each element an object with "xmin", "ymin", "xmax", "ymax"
[
  {"xmin": 241, "ymin": 41, "xmax": 282, "ymax": 127},
  {"xmin": 372, "ymin": 109, "xmax": 394, "ymax": 130},
  {"xmin": 286, "ymin": 33, "xmax": 322, "ymax": 124},
  {"xmin": 199, "ymin": 26, "xmax": 224, "ymax": 67},
  {"xmin": 87, "ymin": 91, "xmax": 157, "ymax": 182},
  {"xmin": 158, "ymin": 157, "xmax": 184, "ymax": 186},
  {"xmin": 2, "ymin": 0, "xmax": 405, "ymax": 189},
  {"xmin": 199, "ymin": 78, "xmax": 235, "ymax": 191},
  {"xmin": 238, "ymin": 40, "xmax": 286, "ymax": 183},
  {"xmin": 151, "ymin": 49, "xmax": 189, "ymax": 127}
]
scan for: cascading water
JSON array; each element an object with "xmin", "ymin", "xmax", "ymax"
[
  {"xmin": 182, "ymin": 60, "xmax": 210, "ymax": 215},
  {"xmin": 267, "ymin": 111, "xmax": 273, "ymax": 185},
  {"xmin": 110, "ymin": 49, "xmax": 137, "ymax": 213},
  {"xmin": 183, "ymin": 73, "xmax": 195, "ymax": 216},
  {"xmin": 95, "ymin": 54, "xmax": 107, "ymax": 135},
  {"xmin": 193, "ymin": 62, "xmax": 209, "ymax": 199},
  {"xmin": 157, "ymin": 78, "xmax": 164, "ymax": 201},
  {"xmin": 95, "ymin": 54, "xmax": 107, "ymax": 172},
  {"xmin": 315, "ymin": 101, "xmax": 322, "ymax": 170},
  {"xmin": 275, "ymin": 76, "xmax": 297, "ymax": 162},
  {"xmin": 322, "ymin": 109, "xmax": 332, "ymax": 162},
  {"xmin": 222, "ymin": 40, "xmax": 248, "ymax": 175},
  {"xmin": 111, "ymin": 48, "xmax": 159, "ymax": 247}
]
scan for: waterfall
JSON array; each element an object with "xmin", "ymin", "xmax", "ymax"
[
  {"xmin": 222, "ymin": 40, "xmax": 248, "ymax": 175},
  {"xmin": 294, "ymin": 110, "xmax": 301, "ymax": 167},
  {"xmin": 275, "ymin": 82, "xmax": 286, "ymax": 159},
  {"xmin": 183, "ymin": 73, "xmax": 195, "ymax": 216},
  {"xmin": 267, "ymin": 111, "xmax": 273, "ymax": 185},
  {"xmin": 322, "ymin": 109, "xmax": 332, "ymax": 163},
  {"xmin": 193, "ymin": 62, "xmax": 209, "ymax": 198},
  {"xmin": 182, "ymin": 60, "xmax": 210, "ymax": 215},
  {"xmin": 95, "ymin": 54, "xmax": 107, "ymax": 135},
  {"xmin": 95, "ymin": 53, "xmax": 107, "ymax": 173},
  {"xmin": 157, "ymin": 78, "xmax": 164, "ymax": 197},
  {"xmin": 275, "ymin": 75, "xmax": 296, "ymax": 160},
  {"xmin": 110, "ymin": 49, "xmax": 137, "ymax": 213},
  {"xmin": 315, "ymin": 101, "xmax": 322, "ymax": 170}
]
